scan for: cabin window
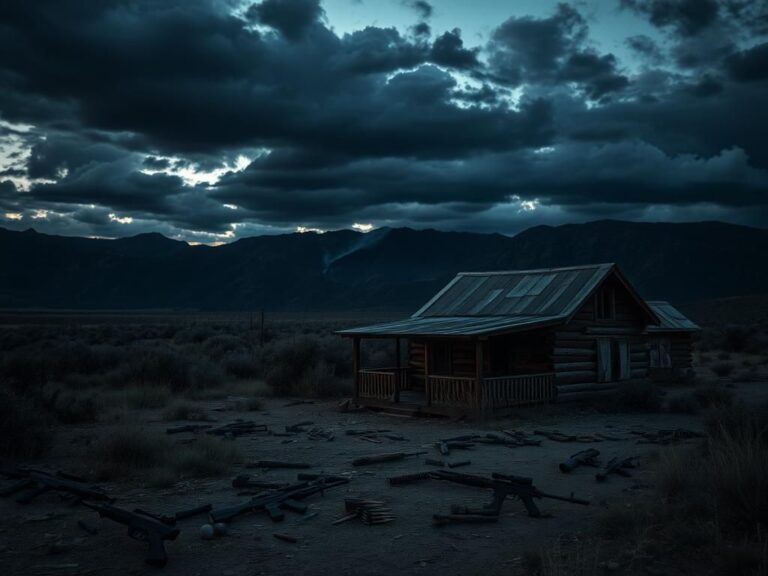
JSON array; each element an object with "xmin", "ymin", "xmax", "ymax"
[{"xmin": 595, "ymin": 287, "xmax": 615, "ymax": 320}]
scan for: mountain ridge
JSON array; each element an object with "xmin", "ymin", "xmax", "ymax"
[{"xmin": 1, "ymin": 220, "xmax": 766, "ymax": 311}]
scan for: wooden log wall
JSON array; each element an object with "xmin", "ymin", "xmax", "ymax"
[
  {"xmin": 408, "ymin": 340, "xmax": 426, "ymax": 386},
  {"xmin": 553, "ymin": 278, "xmax": 651, "ymax": 400}
]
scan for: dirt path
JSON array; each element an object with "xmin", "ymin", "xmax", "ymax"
[{"xmin": 0, "ymin": 395, "xmax": 722, "ymax": 576}]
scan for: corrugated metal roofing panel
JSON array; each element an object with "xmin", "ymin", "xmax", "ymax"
[
  {"xmin": 646, "ymin": 301, "xmax": 700, "ymax": 332},
  {"xmin": 415, "ymin": 263, "xmax": 614, "ymax": 318},
  {"xmin": 337, "ymin": 314, "xmax": 564, "ymax": 337}
]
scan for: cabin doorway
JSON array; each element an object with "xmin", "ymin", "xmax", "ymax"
[{"xmin": 597, "ymin": 338, "xmax": 630, "ymax": 382}]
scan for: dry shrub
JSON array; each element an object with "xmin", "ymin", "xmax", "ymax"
[
  {"xmin": 694, "ymin": 383, "xmax": 733, "ymax": 408},
  {"xmin": 162, "ymin": 400, "xmax": 210, "ymax": 421},
  {"xmin": 121, "ymin": 385, "xmax": 172, "ymax": 409},
  {"xmin": 650, "ymin": 402, "xmax": 768, "ymax": 574},
  {"xmin": 93, "ymin": 425, "xmax": 241, "ymax": 481},
  {"xmin": 0, "ymin": 388, "xmax": 51, "ymax": 459},
  {"xmin": 711, "ymin": 361, "xmax": 735, "ymax": 377},
  {"xmin": 264, "ymin": 335, "xmax": 350, "ymax": 397}
]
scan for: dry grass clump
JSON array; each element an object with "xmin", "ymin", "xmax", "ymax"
[
  {"xmin": 0, "ymin": 388, "xmax": 51, "ymax": 459},
  {"xmin": 710, "ymin": 361, "xmax": 735, "ymax": 378},
  {"xmin": 93, "ymin": 425, "xmax": 242, "ymax": 482},
  {"xmin": 649, "ymin": 402, "xmax": 768, "ymax": 574},
  {"xmin": 162, "ymin": 400, "xmax": 210, "ymax": 421}
]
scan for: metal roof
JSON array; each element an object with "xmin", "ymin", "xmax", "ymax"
[
  {"xmin": 336, "ymin": 314, "xmax": 563, "ymax": 338},
  {"xmin": 339, "ymin": 263, "xmax": 661, "ymax": 338},
  {"xmin": 646, "ymin": 301, "xmax": 700, "ymax": 332},
  {"xmin": 412, "ymin": 263, "xmax": 615, "ymax": 318}
]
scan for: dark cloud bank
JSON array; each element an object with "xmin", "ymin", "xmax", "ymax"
[{"xmin": 0, "ymin": 0, "xmax": 767, "ymax": 241}]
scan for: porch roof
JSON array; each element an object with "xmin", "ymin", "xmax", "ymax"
[{"xmin": 337, "ymin": 314, "xmax": 563, "ymax": 338}]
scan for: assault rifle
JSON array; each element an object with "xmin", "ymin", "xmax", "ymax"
[
  {"xmin": 389, "ymin": 470, "xmax": 589, "ymax": 519},
  {"xmin": 81, "ymin": 501, "xmax": 180, "ymax": 567},
  {"xmin": 209, "ymin": 475, "xmax": 349, "ymax": 524},
  {"xmin": 7, "ymin": 470, "xmax": 112, "ymax": 504}
]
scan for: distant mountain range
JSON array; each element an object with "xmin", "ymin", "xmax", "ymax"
[{"xmin": 1, "ymin": 220, "xmax": 766, "ymax": 312}]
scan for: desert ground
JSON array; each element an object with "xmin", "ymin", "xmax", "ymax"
[{"xmin": 1, "ymin": 315, "xmax": 767, "ymax": 575}]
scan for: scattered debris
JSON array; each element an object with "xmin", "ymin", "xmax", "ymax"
[
  {"xmin": 165, "ymin": 424, "xmax": 213, "ymax": 435},
  {"xmin": 352, "ymin": 451, "xmax": 427, "ymax": 467},
  {"xmin": 534, "ymin": 430, "xmax": 602, "ymax": 443},
  {"xmin": 206, "ymin": 421, "xmax": 268, "ymax": 437},
  {"xmin": 306, "ymin": 427, "xmax": 334, "ymax": 441},
  {"xmin": 424, "ymin": 458, "xmax": 445, "ymax": 467},
  {"xmin": 447, "ymin": 460, "xmax": 471, "ymax": 469},
  {"xmin": 335, "ymin": 498, "xmax": 394, "ymax": 525},
  {"xmin": 247, "ymin": 461, "xmax": 312, "ymax": 470},
  {"xmin": 559, "ymin": 448, "xmax": 600, "ymax": 473},
  {"xmin": 286, "ymin": 421, "xmax": 314, "ymax": 433},
  {"xmin": 596, "ymin": 457, "xmax": 637, "ymax": 482},
  {"xmin": 232, "ymin": 475, "xmax": 289, "ymax": 490}
]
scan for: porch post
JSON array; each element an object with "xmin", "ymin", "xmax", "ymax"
[
  {"xmin": 475, "ymin": 338, "xmax": 484, "ymax": 415},
  {"xmin": 352, "ymin": 337, "xmax": 360, "ymax": 402},
  {"xmin": 424, "ymin": 340, "xmax": 431, "ymax": 406},
  {"xmin": 394, "ymin": 337, "xmax": 401, "ymax": 402}
]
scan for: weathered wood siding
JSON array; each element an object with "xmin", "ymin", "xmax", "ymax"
[{"xmin": 554, "ymin": 277, "xmax": 650, "ymax": 399}]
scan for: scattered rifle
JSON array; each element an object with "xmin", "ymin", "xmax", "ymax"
[
  {"xmin": 206, "ymin": 421, "xmax": 267, "ymax": 437},
  {"xmin": 388, "ymin": 469, "xmax": 589, "ymax": 519},
  {"xmin": 13, "ymin": 471, "xmax": 112, "ymax": 505},
  {"xmin": 596, "ymin": 457, "xmax": 637, "ymax": 482},
  {"xmin": 81, "ymin": 501, "xmax": 180, "ymax": 567},
  {"xmin": 559, "ymin": 448, "xmax": 600, "ymax": 473},
  {"xmin": 209, "ymin": 476, "xmax": 349, "ymax": 524},
  {"xmin": 352, "ymin": 451, "xmax": 427, "ymax": 467}
]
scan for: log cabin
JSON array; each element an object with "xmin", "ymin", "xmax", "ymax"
[{"xmin": 338, "ymin": 263, "xmax": 699, "ymax": 417}]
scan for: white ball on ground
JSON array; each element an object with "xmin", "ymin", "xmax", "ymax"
[{"xmin": 199, "ymin": 524, "xmax": 215, "ymax": 540}]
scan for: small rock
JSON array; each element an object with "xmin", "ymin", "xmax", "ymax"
[{"xmin": 199, "ymin": 524, "xmax": 215, "ymax": 540}]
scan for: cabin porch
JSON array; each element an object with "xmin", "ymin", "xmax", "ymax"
[{"xmin": 349, "ymin": 334, "xmax": 556, "ymax": 416}]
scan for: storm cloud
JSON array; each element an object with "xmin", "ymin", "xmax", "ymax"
[{"xmin": 0, "ymin": 0, "xmax": 766, "ymax": 241}]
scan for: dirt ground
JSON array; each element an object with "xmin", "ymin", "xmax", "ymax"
[{"xmin": 2, "ymin": 382, "xmax": 767, "ymax": 576}]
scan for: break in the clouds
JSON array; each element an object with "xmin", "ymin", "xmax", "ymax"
[{"xmin": 0, "ymin": 0, "xmax": 767, "ymax": 242}]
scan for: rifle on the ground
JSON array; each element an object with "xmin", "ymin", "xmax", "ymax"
[
  {"xmin": 388, "ymin": 469, "xmax": 589, "ymax": 519},
  {"xmin": 81, "ymin": 501, "xmax": 180, "ymax": 567},
  {"xmin": 559, "ymin": 448, "xmax": 600, "ymax": 473},
  {"xmin": 596, "ymin": 457, "xmax": 637, "ymax": 482},
  {"xmin": 209, "ymin": 476, "xmax": 349, "ymax": 524},
  {"xmin": 352, "ymin": 451, "xmax": 427, "ymax": 466},
  {"xmin": 11, "ymin": 471, "xmax": 112, "ymax": 504}
]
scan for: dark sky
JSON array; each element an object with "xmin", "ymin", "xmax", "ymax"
[{"xmin": 1, "ymin": 0, "xmax": 767, "ymax": 243}]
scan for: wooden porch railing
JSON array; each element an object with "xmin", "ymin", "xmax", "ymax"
[
  {"xmin": 358, "ymin": 368, "xmax": 409, "ymax": 400},
  {"xmin": 427, "ymin": 372, "xmax": 556, "ymax": 410},
  {"xmin": 481, "ymin": 373, "xmax": 556, "ymax": 409},
  {"xmin": 427, "ymin": 375, "xmax": 476, "ymax": 407}
]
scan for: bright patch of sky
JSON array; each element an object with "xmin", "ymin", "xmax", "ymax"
[{"xmin": 323, "ymin": 0, "xmax": 661, "ymax": 68}]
